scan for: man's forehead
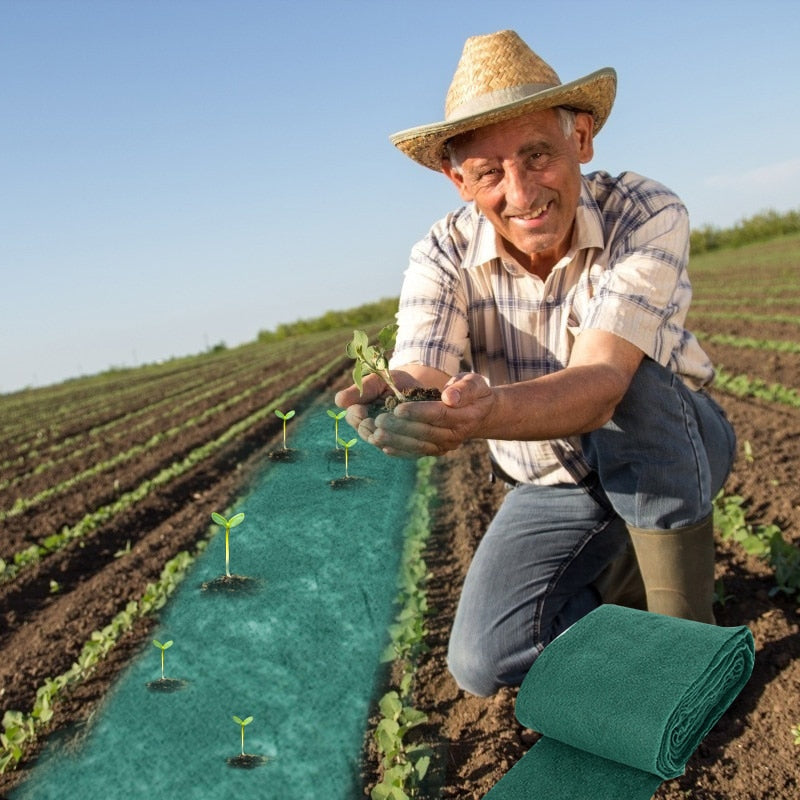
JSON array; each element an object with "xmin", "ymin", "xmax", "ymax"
[{"xmin": 449, "ymin": 108, "xmax": 563, "ymax": 158}]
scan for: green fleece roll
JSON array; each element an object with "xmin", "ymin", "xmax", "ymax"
[{"xmin": 484, "ymin": 604, "xmax": 754, "ymax": 800}]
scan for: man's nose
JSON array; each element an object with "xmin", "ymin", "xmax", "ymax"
[{"xmin": 503, "ymin": 163, "xmax": 537, "ymax": 210}]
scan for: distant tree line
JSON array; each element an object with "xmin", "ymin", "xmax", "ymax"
[
  {"xmin": 257, "ymin": 296, "xmax": 399, "ymax": 342},
  {"xmin": 690, "ymin": 208, "xmax": 800, "ymax": 254}
]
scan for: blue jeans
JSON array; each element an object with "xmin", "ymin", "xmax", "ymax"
[{"xmin": 447, "ymin": 359, "xmax": 736, "ymax": 696}]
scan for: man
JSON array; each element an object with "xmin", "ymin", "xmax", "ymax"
[{"xmin": 335, "ymin": 30, "xmax": 736, "ymax": 697}]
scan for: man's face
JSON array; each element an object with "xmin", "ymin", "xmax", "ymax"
[{"xmin": 443, "ymin": 109, "xmax": 594, "ymax": 275}]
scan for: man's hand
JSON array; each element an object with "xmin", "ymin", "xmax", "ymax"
[
  {"xmin": 368, "ymin": 372, "xmax": 496, "ymax": 458},
  {"xmin": 334, "ymin": 363, "xmax": 453, "ymax": 450}
]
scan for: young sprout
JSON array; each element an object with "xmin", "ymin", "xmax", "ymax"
[
  {"xmin": 153, "ymin": 639, "xmax": 174, "ymax": 680},
  {"xmin": 327, "ymin": 408, "xmax": 347, "ymax": 447},
  {"xmin": 211, "ymin": 511, "xmax": 246, "ymax": 577},
  {"xmin": 275, "ymin": 409, "xmax": 296, "ymax": 449},
  {"xmin": 346, "ymin": 324, "xmax": 404, "ymax": 403},
  {"xmin": 337, "ymin": 437, "xmax": 357, "ymax": 478},
  {"xmin": 233, "ymin": 715, "xmax": 254, "ymax": 756}
]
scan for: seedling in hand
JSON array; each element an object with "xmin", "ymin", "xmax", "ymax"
[
  {"xmin": 275, "ymin": 409, "xmax": 295, "ymax": 449},
  {"xmin": 346, "ymin": 325, "xmax": 404, "ymax": 403},
  {"xmin": 338, "ymin": 437, "xmax": 357, "ymax": 478},
  {"xmin": 211, "ymin": 511, "xmax": 245, "ymax": 578},
  {"xmin": 153, "ymin": 639, "xmax": 173, "ymax": 680},
  {"xmin": 327, "ymin": 408, "xmax": 347, "ymax": 448}
]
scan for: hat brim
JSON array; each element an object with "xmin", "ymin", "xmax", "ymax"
[{"xmin": 390, "ymin": 67, "xmax": 616, "ymax": 171}]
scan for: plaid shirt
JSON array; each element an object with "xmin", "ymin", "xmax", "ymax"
[{"xmin": 391, "ymin": 170, "xmax": 714, "ymax": 486}]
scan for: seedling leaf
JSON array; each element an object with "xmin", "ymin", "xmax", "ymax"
[
  {"xmin": 211, "ymin": 512, "xmax": 227, "ymax": 526},
  {"xmin": 229, "ymin": 513, "xmax": 245, "ymax": 527}
]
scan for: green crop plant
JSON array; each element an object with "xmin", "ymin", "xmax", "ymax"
[
  {"xmin": 370, "ymin": 458, "xmax": 436, "ymax": 799},
  {"xmin": 346, "ymin": 325, "xmax": 405, "ymax": 404},
  {"xmin": 211, "ymin": 511, "xmax": 245, "ymax": 578},
  {"xmin": 232, "ymin": 715, "xmax": 254, "ymax": 756},
  {"xmin": 338, "ymin": 437, "xmax": 357, "ymax": 478},
  {"xmin": 275, "ymin": 409, "xmax": 295, "ymax": 449},
  {"xmin": 327, "ymin": 408, "xmax": 347, "ymax": 447},
  {"xmin": 152, "ymin": 639, "xmax": 173, "ymax": 680},
  {"xmin": 371, "ymin": 691, "xmax": 431, "ymax": 800}
]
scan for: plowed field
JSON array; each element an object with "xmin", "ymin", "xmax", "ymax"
[{"xmin": 2, "ymin": 235, "xmax": 799, "ymax": 798}]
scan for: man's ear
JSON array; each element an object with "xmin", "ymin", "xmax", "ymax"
[
  {"xmin": 573, "ymin": 112, "xmax": 595, "ymax": 164},
  {"xmin": 442, "ymin": 159, "xmax": 475, "ymax": 202}
]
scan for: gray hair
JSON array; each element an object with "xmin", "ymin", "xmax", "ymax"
[{"xmin": 445, "ymin": 107, "xmax": 577, "ymax": 175}]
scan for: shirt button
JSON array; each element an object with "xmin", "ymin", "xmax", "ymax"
[{"xmin": 546, "ymin": 294, "xmax": 555, "ymax": 303}]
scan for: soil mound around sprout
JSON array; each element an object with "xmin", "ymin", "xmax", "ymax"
[
  {"xmin": 225, "ymin": 754, "xmax": 270, "ymax": 769},
  {"xmin": 200, "ymin": 574, "xmax": 262, "ymax": 594},
  {"xmin": 329, "ymin": 475, "xmax": 371, "ymax": 490},
  {"xmin": 267, "ymin": 448, "xmax": 300, "ymax": 462},
  {"xmin": 145, "ymin": 677, "xmax": 189, "ymax": 693}
]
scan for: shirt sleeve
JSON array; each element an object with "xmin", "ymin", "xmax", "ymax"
[
  {"xmin": 390, "ymin": 215, "xmax": 470, "ymax": 377},
  {"xmin": 579, "ymin": 182, "xmax": 692, "ymax": 368}
]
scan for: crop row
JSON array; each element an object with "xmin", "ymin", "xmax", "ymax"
[
  {"xmin": 694, "ymin": 331, "xmax": 800, "ymax": 355},
  {"xmin": 713, "ymin": 368, "xmax": 800, "ymax": 408},
  {"xmin": 689, "ymin": 310, "xmax": 800, "ymax": 328},
  {"xmin": 0, "ymin": 543, "xmax": 200, "ymax": 773},
  {"xmin": 0, "ymin": 354, "xmax": 344, "ymax": 583},
  {"xmin": 0, "ymin": 348, "xmax": 332, "ymax": 519},
  {"xmin": 0, "ymin": 334, "xmax": 336, "ymax": 472},
  {"xmin": 371, "ymin": 457, "xmax": 436, "ymax": 800},
  {"xmin": 714, "ymin": 490, "xmax": 800, "ymax": 603}
]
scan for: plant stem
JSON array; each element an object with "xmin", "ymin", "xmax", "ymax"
[{"xmin": 225, "ymin": 526, "xmax": 231, "ymax": 577}]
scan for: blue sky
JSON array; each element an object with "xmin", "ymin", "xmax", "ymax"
[{"xmin": 2, "ymin": 0, "xmax": 798, "ymax": 393}]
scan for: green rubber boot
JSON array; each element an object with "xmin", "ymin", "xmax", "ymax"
[{"xmin": 627, "ymin": 514, "xmax": 717, "ymax": 624}]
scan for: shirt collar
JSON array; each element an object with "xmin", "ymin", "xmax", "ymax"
[{"xmin": 460, "ymin": 176, "xmax": 605, "ymax": 272}]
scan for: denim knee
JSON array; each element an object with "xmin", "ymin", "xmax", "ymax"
[
  {"xmin": 447, "ymin": 629, "xmax": 525, "ymax": 697},
  {"xmin": 581, "ymin": 358, "xmax": 735, "ymax": 529}
]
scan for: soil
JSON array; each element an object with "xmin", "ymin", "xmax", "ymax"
[{"xmin": 1, "ymin": 300, "xmax": 799, "ymax": 798}]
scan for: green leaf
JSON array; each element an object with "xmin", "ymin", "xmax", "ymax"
[
  {"xmin": 162, "ymin": 640, "xmax": 174, "ymax": 650},
  {"xmin": 378, "ymin": 691, "xmax": 402, "ymax": 720},
  {"xmin": 242, "ymin": 716, "xmax": 254, "ymax": 726},
  {"xmin": 378, "ymin": 324, "xmax": 398, "ymax": 350},
  {"xmin": 211, "ymin": 511, "xmax": 227, "ymax": 526},
  {"xmin": 153, "ymin": 639, "xmax": 163, "ymax": 649},
  {"xmin": 232, "ymin": 715, "xmax": 244, "ymax": 725},
  {"xmin": 284, "ymin": 409, "xmax": 296, "ymax": 419},
  {"xmin": 228, "ymin": 512, "xmax": 245, "ymax": 528},
  {"xmin": 352, "ymin": 361, "xmax": 364, "ymax": 393}
]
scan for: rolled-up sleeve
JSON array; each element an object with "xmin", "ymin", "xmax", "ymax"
[{"xmin": 580, "ymin": 190, "xmax": 692, "ymax": 368}]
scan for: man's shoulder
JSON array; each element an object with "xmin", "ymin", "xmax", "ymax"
[{"xmin": 582, "ymin": 170, "xmax": 685, "ymax": 216}]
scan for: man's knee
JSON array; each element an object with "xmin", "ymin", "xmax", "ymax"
[{"xmin": 447, "ymin": 629, "xmax": 533, "ymax": 697}]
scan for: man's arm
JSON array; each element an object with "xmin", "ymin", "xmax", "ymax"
[{"xmin": 362, "ymin": 329, "xmax": 644, "ymax": 458}]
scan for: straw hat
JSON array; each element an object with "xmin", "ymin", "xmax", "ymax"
[{"xmin": 390, "ymin": 30, "xmax": 617, "ymax": 171}]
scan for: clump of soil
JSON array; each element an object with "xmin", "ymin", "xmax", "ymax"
[
  {"xmin": 145, "ymin": 677, "xmax": 188, "ymax": 693},
  {"xmin": 383, "ymin": 387, "xmax": 442, "ymax": 411},
  {"xmin": 329, "ymin": 475, "xmax": 370, "ymax": 490},
  {"xmin": 226, "ymin": 753, "xmax": 269, "ymax": 768},
  {"xmin": 200, "ymin": 574, "xmax": 262, "ymax": 594},
  {"xmin": 267, "ymin": 448, "xmax": 299, "ymax": 462}
]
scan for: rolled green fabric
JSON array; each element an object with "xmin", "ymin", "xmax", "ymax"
[{"xmin": 484, "ymin": 604, "xmax": 754, "ymax": 800}]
